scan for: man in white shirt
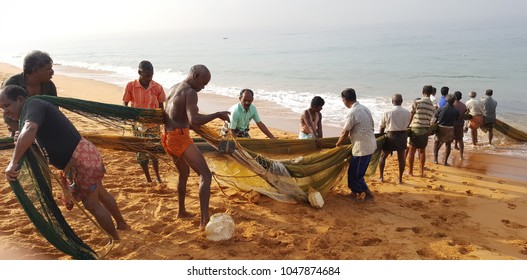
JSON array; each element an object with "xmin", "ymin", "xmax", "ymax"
[
  {"xmin": 378, "ymin": 94, "xmax": 411, "ymax": 184},
  {"xmin": 465, "ymin": 91, "xmax": 484, "ymax": 145},
  {"xmin": 336, "ymin": 88, "xmax": 377, "ymax": 202}
]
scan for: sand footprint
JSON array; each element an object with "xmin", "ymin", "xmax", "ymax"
[
  {"xmin": 361, "ymin": 237, "xmax": 382, "ymax": 246},
  {"xmin": 501, "ymin": 219, "xmax": 526, "ymax": 229},
  {"xmin": 507, "ymin": 203, "xmax": 517, "ymax": 209}
]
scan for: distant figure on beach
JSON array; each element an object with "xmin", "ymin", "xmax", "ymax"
[
  {"xmin": 1, "ymin": 50, "xmax": 57, "ymax": 96},
  {"xmin": 336, "ymin": 88, "xmax": 377, "ymax": 202},
  {"xmin": 465, "ymin": 91, "xmax": 484, "ymax": 145},
  {"xmin": 407, "ymin": 85, "xmax": 435, "ymax": 177},
  {"xmin": 1, "ymin": 85, "xmax": 129, "ymax": 240},
  {"xmin": 430, "ymin": 86, "xmax": 438, "ymax": 109},
  {"xmin": 123, "ymin": 60, "xmax": 166, "ymax": 183},
  {"xmin": 438, "ymin": 86, "xmax": 449, "ymax": 108},
  {"xmin": 378, "ymin": 94, "xmax": 411, "ymax": 184},
  {"xmin": 481, "ymin": 89, "xmax": 498, "ymax": 145},
  {"xmin": 299, "ymin": 96, "xmax": 325, "ymax": 146},
  {"xmin": 453, "ymin": 91, "xmax": 467, "ymax": 159},
  {"xmin": 222, "ymin": 89, "xmax": 275, "ymax": 139},
  {"xmin": 162, "ymin": 64, "xmax": 230, "ymax": 228},
  {"xmin": 433, "ymin": 94, "xmax": 459, "ymax": 166}
]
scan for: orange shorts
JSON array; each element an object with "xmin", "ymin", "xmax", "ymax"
[
  {"xmin": 469, "ymin": 115, "xmax": 484, "ymax": 129},
  {"xmin": 161, "ymin": 128, "xmax": 194, "ymax": 157}
]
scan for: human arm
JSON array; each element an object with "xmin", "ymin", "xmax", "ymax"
[
  {"xmin": 335, "ymin": 129, "xmax": 349, "ymax": 147},
  {"xmin": 301, "ymin": 110, "xmax": 322, "ymax": 143},
  {"xmin": 379, "ymin": 112, "xmax": 386, "ymax": 134},
  {"xmin": 185, "ymin": 90, "xmax": 230, "ymax": 126},
  {"xmin": 5, "ymin": 121, "xmax": 38, "ymax": 181},
  {"xmin": 122, "ymin": 82, "xmax": 132, "ymax": 107},
  {"xmin": 256, "ymin": 121, "xmax": 276, "ymax": 139},
  {"xmin": 316, "ymin": 113, "xmax": 323, "ymax": 139}
]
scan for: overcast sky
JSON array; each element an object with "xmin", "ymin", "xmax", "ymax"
[{"xmin": 1, "ymin": 0, "xmax": 525, "ymax": 41}]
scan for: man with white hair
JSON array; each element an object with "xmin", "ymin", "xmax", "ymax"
[{"xmin": 465, "ymin": 91, "xmax": 484, "ymax": 145}]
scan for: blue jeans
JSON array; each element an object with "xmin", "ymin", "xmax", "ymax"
[{"xmin": 347, "ymin": 154, "xmax": 372, "ymax": 193}]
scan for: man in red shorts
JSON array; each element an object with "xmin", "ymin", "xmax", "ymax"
[
  {"xmin": 1, "ymin": 85, "xmax": 129, "ymax": 240},
  {"xmin": 163, "ymin": 65, "xmax": 230, "ymax": 228}
]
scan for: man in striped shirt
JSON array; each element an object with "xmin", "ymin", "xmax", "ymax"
[
  {"xmin": 123, "ymin": 60, "xmax": 166, "ymax": 183},
  {"xmin": 407, "ymin": 85, "xmax": 435, "ymax": 177}
]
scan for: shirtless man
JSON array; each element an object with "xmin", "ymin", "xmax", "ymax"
[{"xmin": 162, "ymin": 65, "xmax": 230, "ymax": 228}]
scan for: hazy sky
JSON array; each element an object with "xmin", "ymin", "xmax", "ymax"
[{"xmin": 1, "ymin": 0, "xmax": 525, "ymax": 41}]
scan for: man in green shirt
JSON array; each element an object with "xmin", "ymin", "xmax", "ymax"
[{"xmin": 224, "ymin": 89, "xmax": 275, "ymax": 139}]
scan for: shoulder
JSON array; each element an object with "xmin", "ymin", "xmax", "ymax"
[
  {"xmin": 151, "ymin": 80, "xmax": 164, "ymax": 89},
  {"xmin": 2, "ymin": 73, "xmax": 24, "ymax": 87},
  {"xmin": 229, "ymin": 103, "xmax": 240, "ymax": 112},
  {"xmin": 125, "ymin": 81, "xmax": 135, "ymax": 89},
  {"xmin": 26, "ymin": 97, "xmax": 53, "ymax": 112}
]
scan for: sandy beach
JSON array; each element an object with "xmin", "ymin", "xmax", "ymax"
[{"xmin": 0, "ymin": 62, "xmax": 526, "ymax": 260}]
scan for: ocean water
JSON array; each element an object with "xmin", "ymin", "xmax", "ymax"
[{"xmin": 1, "ymin": 21, "xmax": 526, "ymax": 158}]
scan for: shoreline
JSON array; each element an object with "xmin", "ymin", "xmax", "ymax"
[{"xmin": 1, "ymin": 62, "xmax": 527, "ymax": 260}]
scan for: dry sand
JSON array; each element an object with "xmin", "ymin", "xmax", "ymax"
[{"xmin": 0, "ymin": 63, "xmax": 526, "ymax": 260}]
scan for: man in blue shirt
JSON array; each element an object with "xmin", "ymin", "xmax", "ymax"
[
  {"xmin": 438, "ymin": 86, "xmax": 449, "ymax": 108},
  {"xmin": 224, "ymin": 89, "xmax": 275, "ymax": 139}
]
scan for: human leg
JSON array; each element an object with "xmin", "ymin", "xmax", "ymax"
[
  {"xmin": 82, "ymin": 184, "xmax": 120, "ymax": 240},
  {"xmin": 470, "ymin": 128, "xmax": 478, "ymax": 145},
  {"xmin": 396, "ymin": 149, "xmax": 405, "ymax": 184},
  {"xmin": 489, "ymin": 127, "xmax": 494, "ymax": 145},
  {"xmin": 378, "ymin": 150, "xmax": 389, "ymax": 182},
  {"xmin": 458, "ymin": 139, "xmax": 464, "ymax": 160},
  {"xmin": 433, "ymin": 140, "xmax": 443, "ymax": 164},
  {"xmin": 152, "ymin": 158, "xmax": 162, "ymax": 183},
  {"xmin": 137, "ymin": 152, "xmax": 152, "ymax": 182},
  {"xmin": 444, "ymin": 141, "xmax": 452, "ymax": 166},
  {"xmin": 418, "ymin": 148, "xmax": 426, "ymax": 177},
  {"xmin": 181, "ymin": 144, "xmax": 212, "ymax": 228},
  {"xmin": 96, "ymin": 181, "xmax": 129, "ymax": 230},
  {"xmin": 407, "ymin": 145, "xmax": 416, "ymax": 176},
  {"xmin": 348, "ymin": 155, "xmax": 374, "ymax": 201},
  {"xmin": 172, "ymin": 155, "xmax": 192, "ymax": 218}
]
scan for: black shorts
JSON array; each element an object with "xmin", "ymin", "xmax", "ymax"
[
  {"xmin": 408, "ymin": 127, "xmax": 430, "ymax": 149},
  {"xmin": 383, "ymin": 131, "xmax": 408, "ymax": 151}
]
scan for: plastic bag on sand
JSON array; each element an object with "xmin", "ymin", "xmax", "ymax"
[{"xmin": 205, "ymin": 213, "xmax": 235, "ymax": 241}]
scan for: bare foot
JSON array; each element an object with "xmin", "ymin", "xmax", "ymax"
[
  {"xmin": 444, "ymin": 162, "xmax": 450, "ymax": 166},
  {"xmin": 117, "ymin": 222, "xmax": 131, "ymax": 231},
  {"xmin": 419, "ymin": 172, "xmax": 425, "ymax": 178},
  {"xmin": 200, "ymin": 217, "xmax": 210, "ymax": 229},
  {"xmin": 177, "ymin": 210, "xmax": 194, "ymax": 219},
  {"xmin": 364, "ymin": 193, "xmax": 375, "ymax": 202},
  {"xmin": 378, "ymin": 177, "xmax": 384, "ymax": 182}
]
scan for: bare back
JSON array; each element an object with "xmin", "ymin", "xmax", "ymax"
[{"xmin": 164, "ymin": 82, "xmax": 198, "ymax": 131}]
